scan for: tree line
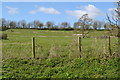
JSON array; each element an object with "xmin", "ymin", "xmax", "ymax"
[{"xmin": 0, "ymin": 15, "xmax": 113, "ymax": 31}]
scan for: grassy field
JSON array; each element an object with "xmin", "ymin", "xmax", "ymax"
[{"xmin": 1, "ymin": 29, "xmax": 120, "ymax": 78}]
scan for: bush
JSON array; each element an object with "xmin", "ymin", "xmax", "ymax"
[
  {"xmin": 0, "ymin": 33, "xmax": 7, "ymax": 40},
  {"xmin": 48, "ymin": 43, "xmax": 61, "ymax": 59}
]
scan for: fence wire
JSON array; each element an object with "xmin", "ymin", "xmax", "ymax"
[{"xmin": 2, "ymin": 36, "xmax": 118, "ymax": 59}]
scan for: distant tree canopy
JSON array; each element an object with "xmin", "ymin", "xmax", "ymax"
[
  {"xmin": 10, "ymin": 21, "xmax": 16, "ymax": 29},
  {"xmin": 92, "ymin": 20, "xmax": 103, "ymax": 30},
  {"xmin": 0, "ymin": 13, "xmax": 115, "ymax": 31},
  {"xmin": 60, "ymin": 22, "xmax": 70, "ymax": 29},
  {"xmin": 46, "ymin": 21, "xmax": 54, "ymax": 29},
  {"xmin": 0, "ymin": 18, "xmax": 7, "ymax": 31}
]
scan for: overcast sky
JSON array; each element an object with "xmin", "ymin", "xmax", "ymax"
[{"xmin": 2, "ymin": 2, "xmax": 115, "ymax": 26}]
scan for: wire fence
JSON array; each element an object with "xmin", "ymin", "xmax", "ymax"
[{"xmin": 2, "ymin": 36, "xmax": 118, "ymax": 59}]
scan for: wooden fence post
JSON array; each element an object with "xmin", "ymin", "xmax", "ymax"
[
  {"xmin": 32, "ymin": 37, "xmax": 35, "ymax": 58},
  {"xmin": 78, "ymin": 37, "xmax": 81, "ymax": 52},
  {"xmin": 108, "ymin": 36, "xmax": 111, "ymax": 56}
]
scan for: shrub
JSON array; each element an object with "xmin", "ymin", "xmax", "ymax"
[
  {"xmin": 48, "ymin": 43, "xmax": 61, "ymax": 59},
  {"xmin": 67, "ymin": 39, "xmax": 82, "ymax": 59},
  {"xmin": 0, "ymin": 33, "xmax": 7, "ymax": 40}
]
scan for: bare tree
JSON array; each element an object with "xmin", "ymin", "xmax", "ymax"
[
  {"xmin": 73, "ymin": 22, "xmax": 80, "ymax": 33},
  {"xmin": 1, "ymin": 18, "xmax": 6, "ymax": 27},
  {"xmin": 33, "ymin": 20, "xmax": 44, "ymax": 29},
  {"xmin": 38, "ymin": 22, "xmax": 44, "ymax": 29},
  {"xmin": 107, "ymin": 1, "xmax": 120, "ymax": 36},
  {"xmin": 60, "ymin": 22, "xmax": 70, "ymax": 29},
  {"xmin": 46, "ymin": 21, "xmax": 54, "ymax": 29},
  {"xmin": 27, "ymin": 22, "xmax": 32, "ymax": 28},
  {"xmin": 17, "ymin": 21, "xmax": 21, "ymax": 28},
  {"xmin": 92, "ymin": 21, "xmax": 98, "ymax": 30},
  {"xmin": 33, "ymin": 20, "xmax": 39, "ymax": 28},
  {"xmin": 107, "ymin": 1, "xmax": 120, "ymax": 55},
  {"xmin": 18, "ymin": 20, "xmax": 26, "ymax": 28},
  {"xmin": 78, "ymin": 14, "xmax": 92, "ymax": 38},
  {"xmin": 9, "ymin": 21, "xmax": 16, "ymax": 29},
  {"xmin": 0, "ymin": 18, "xmax": 7, "ymax": 31},
  {"xmin": 6, "ymin": 20, "xmax": 11, "ymax": 28},
  {"xmin": 21, "ymin": 20, "xmax": 26, "ymax": 28},
  {"xmin": 92, "ymin": 20, "xmax": 102, "ymax": 30}
]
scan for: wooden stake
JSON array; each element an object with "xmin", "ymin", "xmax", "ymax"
[
  {"xmin": 32, "ymin": 37, "xmax": 35, "ymax": 58},
  {"xmin": 108, "ymin": 36, "xmax": 111, "ymax": 56},
  {"xmin": 78, "ymin": 37, "xmax": 81, "ymax": 52}
]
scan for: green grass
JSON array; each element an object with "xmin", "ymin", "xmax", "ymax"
[
  {"xmin": 2, "ymin": 29, "xmax": 118, "ymax": 59},
  {"xmin": 1, "ymin": 29, "xmax": 120, "ymax": 78},
  {"xmin": 2, "ymin": 57, "xmax": 119, "ymax": 78}
]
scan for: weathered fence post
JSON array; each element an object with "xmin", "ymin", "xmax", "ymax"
[
  {"xmin": 108, "ymin": 36, "xmax": 111, "ymax": 56},
  {"xmin": 32, "ymin": 37, "xmax": 35, "ymax": 58},
  {"xmin": 78, "ymin": 37, "xmax": 81, "ymax": 52}
]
